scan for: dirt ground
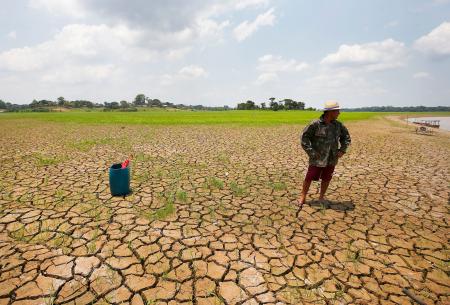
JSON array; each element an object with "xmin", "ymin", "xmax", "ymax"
[{"xmin": 0, "ymin": 117, "xmax": 448, "ymax": 305}]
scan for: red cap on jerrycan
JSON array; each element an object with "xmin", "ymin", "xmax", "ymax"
[{"xmin": 121, "ymin": 159, "xmax": 130, "ymax": 168}]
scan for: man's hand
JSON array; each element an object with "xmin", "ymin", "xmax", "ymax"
[{"xmin": 337, "ymin": 151, "xmax": 345, "ymax": 158}]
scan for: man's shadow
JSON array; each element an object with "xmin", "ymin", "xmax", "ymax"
[{"xmin": 308, "ymin": 200, "xmax": 355, "ymax": 212}]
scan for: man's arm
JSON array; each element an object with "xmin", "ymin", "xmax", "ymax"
[
  {"xmin": 301, "ymin": 122, "xmax": 317, "ymax": 157},
  {"xmin": 338, "ymin": 124, "xmax": 351, "ymax": 155}
]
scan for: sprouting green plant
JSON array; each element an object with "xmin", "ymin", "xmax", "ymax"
[
  {"xmin": 106, "ymin": 266, "xmax": 118, "ymax": 284},
  {"xmin": 52, "ymin": 233, "xmax": 65, "ymax": 247},
  {"xmin": 134, "ymin": 153, "xmax": 153, "ymax": 163},
  {"xmin": 208, "ymin": 177, "xmax": 224, "ymax": 189},
  {"xmin": 87, "ymin": 242, "xmax": 97, "ymax": 254},
  {"xmin": 319, "ymin": 201, "xmax": 327, "ymax": 214},
  {"xmin": 34, "ymin": 153, "xmax": 61, "ymax": 167},
  {"xmin": 217, "ymin": 201, "xmax": 225, "ymax": 211},
  {"xmin": 9, "ymin": 226, "xmax": 27, "ymax": 241},
  {"xmin": 43, "ymin": 286, "xmax": 56, "ymax": 305},
  {"xmin": 92, "ymin": 226, "xmax": 100, "ymax": 240},
  {"xmin": 155, "ymin": 200, "xmax": 175, "ymax": 220},
  {"xmin": 330, "ymin": 281, "xmax": 345, "ymax": 302},
  {"xmin": 55, "ymin": 189, "xmax": 64, "ymax": 201},
  {"xmin": 140, "ymin": 197, "xmax": 176, "ymax": 221},
  {"xmin": 155, "ymin": 169, "xmax": 164, "ymax": 179},
  {"xmin": 208, "ymin": 206, "xmax": 216, "ymax": 221},
  {"xmin": 346, "ymin": 242, "xmax": 363, "ymax": 263},
  {"xmin": 135, "ymin": 171, "xmax": 150, "ymax": 183},
  {"xmin": 161, "ymin": 270, "xmax": 169, "ymax": 280},
  {"xmin": 230, "ymin": 181, "xmax": 245, "ymax": 196},
  {"xmin": 170, "ymin": 169, "xmax": 182, "ymax": 180},
  {"xmin": 176, "ymin": 190, "xmax": 188, "ymax": 202},
  {"xmin": 271, "ymin": 181, "xmax": 287, "ymax": 191},
  {"xmin": 217, "ymin": 153, "xmax": 230, "ymax": 164},
  {"xmin": 70, "ymin": 138, "xmax": 114, "ymax": 152}
]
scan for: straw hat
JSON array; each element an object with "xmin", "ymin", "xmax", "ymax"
[{"xmin": 323, "ymin": 100, "xmax": 341, "ymax": 111}]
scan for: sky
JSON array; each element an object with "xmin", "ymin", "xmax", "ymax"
[{"xmin": 0, "ymin": 0, "xmax": 450, "ymax": 109}]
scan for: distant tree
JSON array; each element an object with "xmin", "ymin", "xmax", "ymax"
[
  {"xmin": 133, "ymin": 94, "xmax": 146, "ymax": 106},
  {"xmin": 57, "ymin": 96, "xmax": 65, "ymax": 106},
  {"xmin": 246, "ymin": 100, "xmax": 256, "ymax": 109},
  {"xmin": 237, "ymin": 100, "xmax": 257, "ymax": 110},
  {"xmin": 120, "ymin": 100, "xmax": 129, "ymax": 108},
  {"xmin": 260, "ymin": 102, "xmax": 266, "ymax": 110},
  {"xmin": 0, "ymin": 100, "xmax": 6, "ymax": 109},
  {"xmin": 269, "ymin": 100, "xmax": 279, "ymax": 111},
  {"xmin": 297, "ymin": 101, "xmax": 305, "ymax": 110},
  {"xmin": 282, "ymin": 99, "xmax": 295, "ymax": 110},
  {"xmin": 269, "ymin": 97, "xmax": 276, "ymax": 104},
  {"xmin": 237, "ymin": 102, "xmax": 246, "ymax": 110},
  {"xmin": 30, "ymin": 99, "xmax": 39, "ymax": 108},
  {"xmin": 148, "ymin": 98, "xmax": 162, "ymax": 107}
]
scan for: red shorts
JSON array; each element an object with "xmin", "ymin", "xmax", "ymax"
[{"xmin": 305, "ymin": 165, "xmax": 335, "ymax": 182}]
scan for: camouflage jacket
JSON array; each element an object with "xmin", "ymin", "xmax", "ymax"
[{"xmin": 301, "ymin": 115, "xmax": 351, "ymax": 167}]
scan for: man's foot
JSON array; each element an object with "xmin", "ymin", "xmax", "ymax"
[{"xmin": 296, "ymin": 197, "xmax": 306, "ymax": 206}]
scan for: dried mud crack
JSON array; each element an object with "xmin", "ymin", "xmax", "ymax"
[{"xmin": 0, "ymin": 118, "xmax": 449, "ymax": 304}]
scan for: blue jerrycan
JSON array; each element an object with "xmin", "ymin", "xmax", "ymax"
[{"xmin": 109, "ymin": 163, "xmax": 131, "ymax": 196}]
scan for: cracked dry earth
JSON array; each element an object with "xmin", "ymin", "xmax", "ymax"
[{"xmin": 0, "ymin": 117, "xmax": 449, "ymax": 305}]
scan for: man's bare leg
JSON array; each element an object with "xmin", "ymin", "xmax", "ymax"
[
  {"xmin": 298, "ymin": 179, "xmax": 312, "ymax": 205},
  {"xmin": 319, "ymin": 179, "xmax": 331, "ymax": 201}
]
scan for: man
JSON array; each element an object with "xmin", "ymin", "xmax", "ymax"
[{"xmin": 298, "ymin": 100, "xmax": 351, "ymax": 205}]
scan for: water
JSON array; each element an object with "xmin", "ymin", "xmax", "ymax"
[{"xmin": 407, "ymin": 116, "xmax": 450, "ymax": 131}]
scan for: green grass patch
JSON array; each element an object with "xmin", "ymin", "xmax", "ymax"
[
  {"xmin": 138, "ymin": 198, "xmax": 176, "ymax": 222},
  {"xmin": 176, "ymin": 190, "xmax": 188, "ymax": 202},
  {"xmin": 69, "ymin": 137, "xmax": 115, "ymax": 152},
  {"xmin": 270, "ymin": 181, "xmax": 287, "ymax": 191},
  {"xmin": 206, "ymin": 177, "xmax": 224, "ymax": 189},
  {"xmin": 152, "ymin": 201, "xmax": 175, "ymax": 220},
  {"xmin": 0, "ymin": 109, "xmax": 407, "ymax": 126},
  {"xmin": 230, "ymin": 181, "xmax": 245, "ymax": 196},
  {"xmin": 33, "ymin": 153, "xmax": 65, "ymax": 167}
]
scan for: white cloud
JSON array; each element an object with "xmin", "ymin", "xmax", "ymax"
[
  {"xmin": 233, "ymin": 8, "xmax": 275, "ymax": 41},
  {"xmin": 414, "ymin": 22, "xmax": 450, "ymax": 58},
  {"xmin": 7, "ymin": 31, "xmax": 17, "ymax": 39},
  {"xmin": 304, "ymin": 70, "xmax": 387, "ymax": 96},
  {"xmin": 195, "ymin": 18, "xmax": 230, "ymax": 41},
  {"xmin": 0, "ymin": 24, "xmax": 150, "ymax": 73},
  {"xmin": 413, "ymin": 72, "xmax": 431, "ymax": 79},
  {"xmin": 255, "ymin": 54, "xmax": 308, "ymax": 85},
  {"xmin": 179, "ymin": 65, "xmax": 208, "ymax": 78},
  {"xmin": 321, "ymin": 38, "xmax": 407, "ymax": 71},
  {"xmin": 255, "ymin": 72, "xmax": 278, "ymax": 85},
  {"xmin": 41, "ymin": 64, "xmax": 116, "ymax": 83},
  {"xmin": 257, "ymin": 54, "xmax": 308, "ymax": 72},
  {"xmin": 160, "ymin": 65, "xmax": 208, "ymax": 86}
]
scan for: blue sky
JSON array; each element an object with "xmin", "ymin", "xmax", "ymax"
[{"xmin": 1, "ymin": 0, "xmax": 449, "ymax": 108}]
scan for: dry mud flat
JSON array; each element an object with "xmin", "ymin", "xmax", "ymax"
[{"xmin": 0, "ymin": 117, "xmax": 448, "ymax": 305}]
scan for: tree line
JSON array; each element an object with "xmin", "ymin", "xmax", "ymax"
[
  {"xmin": 236, "ymin": 97, "xmax": 313, "ymax": 111},
  {"xmin": 0, "ymin": 94, "xmax": 231, "ymax": 112},
  {"xmin": 1, "ymin": 96, "xmax": 449, "ymax": 112}
]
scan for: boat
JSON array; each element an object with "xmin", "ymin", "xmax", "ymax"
[{"xmin": 412, "ymin": 119, "xmax": 440, "ymax": 128}]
